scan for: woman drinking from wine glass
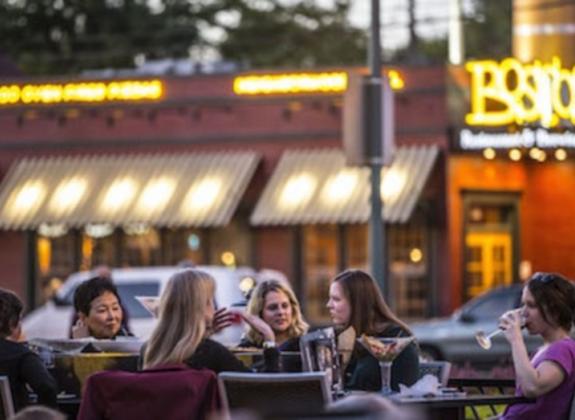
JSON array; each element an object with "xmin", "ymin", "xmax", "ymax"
[
  {"xmin": 239, "ymin": 279, "xmax": 308, "ymax": 351},
  {"xmin": 498, "ymin": 272, "xmax": 575, "ymax": 420},
  {"xmin": 326, "ymin": 269, "xmax": 419, "ymax": 392}
]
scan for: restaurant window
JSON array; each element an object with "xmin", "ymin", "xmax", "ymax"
[
  {"xmin": 122, "ymin": 227, "xmax": 162, "ymax": 266},
  {"xmin": 388, "ymin": 213, "xmax": 429, "ymax": 319},
  {"xmin": 162, "ymin": 228, "xmax": 206, "ymax": 266},
  {"xmin": 81, "ymin": 232, "xmax": 116, "ymax": 270},
  {"xmin": 210, "ymin": 219, "xmax": 252, "ymax": 268},
  {"xmin": 36, "ymin": 232, "xmax": 76, "ymax": 303},
  {"xmin": 303, "ymin": 224, "xmax": 339, "ymax": 324},
  {"xmin": 345, "ymin": 224, "xmax": 368, "ymax": 271},
  {"xmin": 462, "ymin": 193, "xmax": 519, "ymax": 300}
]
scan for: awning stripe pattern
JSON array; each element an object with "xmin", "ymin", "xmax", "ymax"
[
  {"xmin": 0, "ymin": 152, "xmax": 260, "ymax": 229},
  {"xmin": 250, "ymin": 145, "xmax": 438, "ymax": 226}
]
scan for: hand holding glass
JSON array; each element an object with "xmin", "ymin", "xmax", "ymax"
[{"xmin": 475, "ymin": 309, "xmax": 525, "ymax": 350}]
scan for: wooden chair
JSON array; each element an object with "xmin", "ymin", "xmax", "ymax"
[
  {"xmin": 0, "ymin": 376, "xmax": 15, "ymax": 419},
  {"xmin": 218, "ymin": 371, "xmax": 332, "ymax": 418}
]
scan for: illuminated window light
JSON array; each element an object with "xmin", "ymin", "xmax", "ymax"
[
  {"xmin": 85, "ymin": 223, "xmax": 114, "ymax": 238},
  {"xmin": 49, "ymin": 177, "xmax": 87, "ymax": 215},
  {"xmin": 38, "ymin": 223, "xmax": 68, "ymax": 238},
  {"xmin": 183, "ymin": 178, "xmax": 222, "ymax": 212},
  {"xmin": 136, "ymin": 177, "xmax": 176, "ymax": 214},
  {"xmin": 380, "ymin": 169, "xmax": 406, "ymax": 203},
  {"xmin": 555, "ymin": 148, "xmax": 568, "ymax": 161},
  {"xmin": 409, "ymin": 248, "xmax": 423, "ymax": 263},
  {"xmin": 321, "ymin": 170, "xmax": 358, "ymax": 204},
  {"xmin": 234, "ymin": 72, "xmax": 348, "ymax": 95},
  {"xmin": 483, "ymin": 148, "xmax": 496, "ymax": 160},
  {"xmin": 8, "ymin": 181, "xmax": 46, "ymax": 215},
  {"xmin": 123, "ymin": 223, "xmax": 151, "ymax": 236},
  {"xmin": 280, "ymin": 174, "xmax": 317, "ymax": 208},
  {"xmin": 101, "ymin": 178, "xmax": 138, "ymax": 213},
  {"xmin": 509, "ymin": 149, "xmax": 522, "ymax": 162}
]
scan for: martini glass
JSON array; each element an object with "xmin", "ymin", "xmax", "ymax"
[
  {"xmin": 358, "ymin": 335, "xmax": 415, "ymax": 395},
  {"xmin": 135, "ymin": 296, "xmax": 159, "ymax": 317}
]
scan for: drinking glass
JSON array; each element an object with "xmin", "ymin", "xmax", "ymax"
[{"xmin": 357, "ymin": 336, "xmax": 415, "ymax": 395}]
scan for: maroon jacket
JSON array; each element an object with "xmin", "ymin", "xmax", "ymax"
[{"xmin": 78, "ymin": 364, "xmax": 220, "ymax": 420}]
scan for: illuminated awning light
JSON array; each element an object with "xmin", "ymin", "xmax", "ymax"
[
  {"xmin": 234, "ymin": 72, "xmax": 348, "ymax": 95},
  {"xmin": 85, "ymin": 223, "xmax": 114, "ymax": 238},
  {"xmin": 183, "ymin": 178, "xmax": 222, "ymax": 212},
  {"xmin": 280, "ymin": 173, "xmax": 317, "ymax": 209},
  {"xmin": 321, "ymin": 170, "xmax": 358, "ymax": 204},
  {"xmin": 38, "ymin": 223, "xmax": 68, "ymax": 238},
  {"xmin": 380, "ymin": 169, "xmax": 407, "ymax": 203},
  {"xmin": 101, "ymin": 178, "xmax": 138, "ymax": 213},
  {"xmin": 135, "ymin": 177, "xmax": 176, "ymax": 215},
  {"xmin": 48, "ymin": 177, "xmax": 87, "ymax": 215},
  {"xmin": 6, "ymin": 181, "xmax": 46, "ymax": 217},
  {"xmin": 0, "ymin": 80, "xmax": 163, "ymax": 106}
]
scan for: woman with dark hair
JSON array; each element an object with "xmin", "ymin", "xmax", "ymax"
[
  {"xmin": 499, "ymin": 272, "xmax": 575, "ymax": 420},
  {"xmin": 326, "ymin": 269, "xmax": 419, "ymax": 391},
  {"xmin": 71, "ymin": 276, "xmax": 131, "ymax": 339},
  {"xmin": 0, "ymin": 288, "xmax": 57, "ymax": 411}
]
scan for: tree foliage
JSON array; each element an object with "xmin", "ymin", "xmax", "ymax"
[
  {"xmin": 464, "ymin": 0, "xmax": 512, "ymax": 60},
  {"xmin": 0, "ymin": 0, "xmax": 366, "ymax": 75}
]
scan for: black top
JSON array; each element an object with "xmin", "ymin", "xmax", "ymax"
[
  {"xmin": 238, "ymin": 336, "xmax": 301, "ymax": 352},
  {"xmin": 140, "ymin": 338, "xmax": 280, "ymax": 373},
  {"xmin": 0, "ymin": 338, "xmax": 58, "ymax": 411},
  {"xmin": 343, "ymin": 324, "xmax": 419, "ymax": 392}
]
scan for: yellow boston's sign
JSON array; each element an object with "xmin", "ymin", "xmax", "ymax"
[
  {"xmin": 466, "ymin": 57, "xmax": 575, "ymax": 128},
  {"xmin": 0, "ymin": 80, "xmax": 164, "ymax": 106}
]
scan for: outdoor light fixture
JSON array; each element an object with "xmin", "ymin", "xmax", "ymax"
[
  {"xmin": 183, "ymin": 177, "xmax": 222, "ymax": 212},
  {"xmin": 483, "ymin": 148, "xmax": 496, "ymax": 160},
  {"xmin": 509, "ymin": 149, "xmax": 522, "ymax": 161},
  {"xmin": 135, "ymin": 177, "xmax": 176, "ymax": 215},
  {"xmin": 85, "ymin": 223, "xmax": 114, "ymax": 238},
  {"xmin": 555, "ymin": 148, "xmax": 567, "ymax": 161},
  {"xmin": 101, "ymin": 178, "xmax": 138, "ymax": 213},
  {"xmin": 321, "ymin": 170, "xmax": 358, "ymax": 204},
  {"xmin": 48, "ymin": 177, "xmax": 87, "ymax": 216},
  {"xmin": 6, "ymin": 180, "xmax": 46, "ymax": 218},
  {"xmin": 123, "ymin": 223, "xmax": 151, "ymax": 236},
  {"xmin": 380, "ymin": 169, "xmax": 406, "ymax": 203},
  {"xmin": 38, "ymin": 223, "xmax": 68, "ymax": 238},
  {"xmin": 280, "ymin": 173, "xmax": 317, "ymax": 209}
]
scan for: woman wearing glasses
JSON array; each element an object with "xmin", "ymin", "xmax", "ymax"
[
  {"xmin": 239, "ymin": 279, "xmax": 308, "ymax": 351},
  {"xmin": 499, "ymin": 272, "xmax": 575, "ymax": 420}
]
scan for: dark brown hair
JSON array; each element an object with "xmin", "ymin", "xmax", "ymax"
[
  {"xmin": 527, "ymin": 272, "xmax": 575, "ymax": 331},
  {"xmin": 0, "ymin": 288, "xmax": 23, "ymax": 337},
  {"xmin": 333, "ymin": 269, "xmax": 411, "ymax": 336}
]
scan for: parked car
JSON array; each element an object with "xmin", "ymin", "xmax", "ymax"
[
  {"xmin": 23, "ymin": 265, "xmax": 278, "ymax": 346},
  {"xmin": 410, "ymin": 284, "xmax": 544, "ymax": 366}
]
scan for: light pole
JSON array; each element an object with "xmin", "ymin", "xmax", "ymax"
[{"xmin": 368, "ymin": 0, "xmax": 385, "ymax": 295}]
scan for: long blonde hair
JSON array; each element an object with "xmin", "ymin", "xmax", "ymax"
[
  {"xmin": 143, "ymin": 269, "xmax": 214, "ymax": 369},
  {"xmin": 245, "ymin": 279, "xmax": 308, "ymax": 346}
]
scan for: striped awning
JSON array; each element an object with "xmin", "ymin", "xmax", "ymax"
[
  {"xmin": 250, "ymin": 146, "xmax": 438, "ymax": 225},
  {"xmin": 0, "ymin": 152, "xmax": 260, "ymax": 229}
]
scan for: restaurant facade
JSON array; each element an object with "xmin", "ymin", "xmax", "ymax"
[{"xmin": 0, "ymin": 66, "xmax": 449, "ymax": 324}]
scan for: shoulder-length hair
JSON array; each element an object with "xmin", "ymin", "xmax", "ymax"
[
  {"xmin": 333, "ymin": 269, "xmax": 411, "ymax": 336},
  {"xmin": 245, "ymin": 279, "xmax": 309, "ymax": 346},
  {"xmin": 527, "ymin": 272, "xmax": 575, "ymax": 331},
  {"xmin": 143, "ymin": 269, "xmax": 214, "ymax": 369}
]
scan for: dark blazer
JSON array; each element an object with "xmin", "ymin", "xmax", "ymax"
[
  {"xmin": 78, "ymin": 364, "xmax": 220, "ymax": 420},
  {"xmin": 0, "ymin": 338, "xmax": 57, "ymax": 411},
  {"xmin": 343, "ymin": 324, "xmax": 420, "ymax": 392}
]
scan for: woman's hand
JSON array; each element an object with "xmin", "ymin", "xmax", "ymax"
[
  {"xmin": 71, "ymin": 319, "xmax": 90, "ymax": 338},
  {"xmin": 211, "ymin": 308, "xmax": 237, "ymax": 334},
  {"xmin": 240, "ymin": 312, "xmax": 275, "ymax": 343},
  {"xmin": 498, "ymin": 309, "xmax": 523, "ymax": 344}
]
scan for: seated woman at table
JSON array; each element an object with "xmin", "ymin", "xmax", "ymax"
[
  {"xmin": 0, "ymin": 288, "xmax": 57, "ymax": 411},
  {"xmin": 326, "ymin": 269, "xmax": 419, "ymax": 392},
  {"xmin": 498, "ymin": 272, "xmax": 575, "ymax": 420},
  {"xmin": 71, "ymin": 276, "xmax": 132, "ymax": 339},
  {"xmin": 143, "ymin": 268, "xmax": 280, "ymax": 373},
  {"xmin": 239, "ymin": 279, "xmax": 308, "ymax": 351}
]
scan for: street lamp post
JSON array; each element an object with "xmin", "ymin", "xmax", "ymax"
[{"xmin": 368, "ymin": 0, "xmax": 385, "ymax": 296}]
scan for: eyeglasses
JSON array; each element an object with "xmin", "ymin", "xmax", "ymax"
[{"xmin": 531, "ymin": 272, "xmax": 554, "ymax": 284}]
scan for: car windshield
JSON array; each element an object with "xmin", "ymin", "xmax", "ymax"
[{"xmin": 463, "ymin": 287, "xmax": 520, "ymax": 321}]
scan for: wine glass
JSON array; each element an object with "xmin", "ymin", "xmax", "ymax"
[
  {"xmin": 475, "ymin": 309, "xmax": 525, "ymax": 350},
  {"xmin": 357, "ymin": 335, "xmax": 415, "ymax": 395}
]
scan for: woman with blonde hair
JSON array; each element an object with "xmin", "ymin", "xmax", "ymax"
[
  {"xmin": 143, "ymin": 269, "xmax": 278, "ymax": 372},
  {"xmin": 326, "ymin": 269, "xmax": 419, "ymax": 391},
  {"xmin": 240, "ymin": 280, "xmax": 309, "ymax": 351}
]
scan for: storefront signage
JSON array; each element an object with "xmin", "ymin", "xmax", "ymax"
[
  {"xmin": 460, "ymin": 128, "xmax": 575, "ymax": 149},
  {"xmin": 0, "ymin": 80, "xmax": 164, "ymax": 106},
  {"xmin": 466, "ymin": 57, "xmax": 574, "ymax": 128}
]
